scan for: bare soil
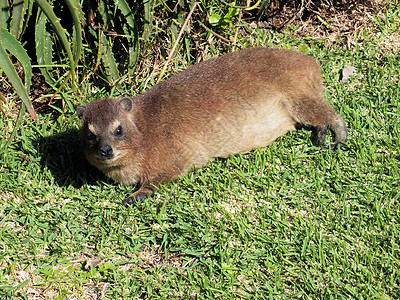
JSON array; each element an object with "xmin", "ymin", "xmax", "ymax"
[{"xmin": 258, "ymin": 0, "xmax": 388, "ymax": 48}]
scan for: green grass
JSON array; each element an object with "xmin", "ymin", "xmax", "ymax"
[{"xmin": 1, "ymin": 4, "xmax": 400, "ymax": 299}]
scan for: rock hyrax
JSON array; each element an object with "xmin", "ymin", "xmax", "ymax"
[{"xmin": 77, "ymin": 47, "xmax": 348, "ymax": 205}]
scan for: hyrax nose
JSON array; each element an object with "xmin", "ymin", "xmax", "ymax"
[{"xmin": 100, "ymin": 144, "xmax": 113, "ymax": 157}]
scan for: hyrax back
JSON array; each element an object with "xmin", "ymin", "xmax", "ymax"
[{"xmin": 77, "ymin": 47, "xmax": 347, "ymax": 205}]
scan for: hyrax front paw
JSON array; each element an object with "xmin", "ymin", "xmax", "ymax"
[
  {"xmin": 122, "ymin": 193, "xmax": 148, "ymax": 206},
  {"xmin": 122, "ymin": 196, "xmax": 136, "ymax": 206},
  {"xmin": 330, "ymin": 142, "xmax": 348, "ymax": 151},
  {"xmin": 311, "ymin": 126, "xmax": 328, "ymax": 146},
  {"xmin": 122, "ymin": 186, "xmax": 155, "ymax": 206}
]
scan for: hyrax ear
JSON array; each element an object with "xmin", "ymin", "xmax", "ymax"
[
  {"xmin": 76, "ymin": 105, "xmax": 87, "ymax": 120},
  {"xmin": 119, "ymin": 97, "xmax": 133, "ymax": 112}
]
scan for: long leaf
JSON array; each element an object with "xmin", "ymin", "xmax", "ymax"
[
  {"xmin": 34, "ymin": 0, "xmax": 76, "ymax": 89},
  {"xmin": 0, "ymin": 0, "xmax": 10, "ymax": 29},
  {"xmin": 0, "ymin": 28, "xmax": 36, "ymax": 119},
  {"xmin": 20, "ymin": 0, "xmax": 33, "ymax": 38},
  {"xmin": 64, "ymin": 0, "xmax": 84, "ymax": 65},
  {"xmin": 100, "ymin": 32, "xmax": 119, "ymax": 83},
  {"xmin": 35, "ymin": 7, "xmax": 55, "ymax": 85},
  {"xmin": 97, "ymin": 1, "xmax": 119, "ymax": 83},
  {"xmin": 1, "ymin": 28, "xmax": 31, "ymax": 91},
  {"xmin": 142, "ymin": 0, "xmax": 153, "ymax": 42},
  {"xmin": 115, "ymin": 0, "xmax": 139, "ymax": 74},
  {"xmin": 9, "ymin": 0, "xmax": 28, "ymax": 39},
  {"xmin": 256, "ymin": 0, "xmax": 270, "ymax": 22}
]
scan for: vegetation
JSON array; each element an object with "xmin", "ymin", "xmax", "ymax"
[{"xmin": 0, "ymin": 0, "xmax": 399, "ymax": 298}]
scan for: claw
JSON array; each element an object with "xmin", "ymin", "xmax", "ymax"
[
  {"xmin": 122, "ymin": 191, "xmax": 149, "ymax": 206},
  {"xmin": 122, "ymin": 196, "xmax": 136, "ymax": 207},
  {"xmin": 330, "ymin": 142, "xmax": 348, "ymax": 151}
]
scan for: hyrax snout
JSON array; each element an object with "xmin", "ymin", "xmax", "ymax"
[{"xmin": 77, "ymin": 47, "xmax": 348, "ymax": 205}]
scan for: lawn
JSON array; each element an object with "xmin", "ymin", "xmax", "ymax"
[{"xmin": 1, "ymin": 2, "xmax": 399, "ymax": 299}]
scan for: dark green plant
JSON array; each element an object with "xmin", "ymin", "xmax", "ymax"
[
  {"xmin": 0, "ymin": 0, "xmax": 142, "ymax": 113},
  {"xmin": 0, "ymin": 0, "xmax": 85, "ymax": 154},
  {"xmin": 0, "ymin": 0, "xmax": 36, "ymax": 120},
  {"xmin": 0, "ymin": 0, "xmax": 142, "ymax": 154},
  {"xmin": 86, "ymin": 0, "xmax": 139, "ymax": 84},
  {"xmin": 34, "ymin": 0, "xmax": 84, "ymax": 91}
]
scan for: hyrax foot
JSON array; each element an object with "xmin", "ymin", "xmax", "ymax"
[
  {"xmin": 311, "ymin": 126, "xmax": 328, "ymax": 146},
  {"xmin": 123, "ymin": 196, "xmax": 136, "ymax": 206},
  {"xmin": 123, "ymin": 193, "xmax": 149, "ymax": 206},
  {"xmin": 122, "ymin": 185, "xmax": 155, "ymax": 206},
  {"xmin": 329, "ymin": 142, "xmax": 348, "ymax": 151}
]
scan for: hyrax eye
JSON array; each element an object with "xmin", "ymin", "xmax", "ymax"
[
  {"xmin": 114, "ymin": 125, "xmax": 123, "ymax": 138},
  {"xmin": 88, "ymin": 131, "xmax": 96, "ymax": 142}
]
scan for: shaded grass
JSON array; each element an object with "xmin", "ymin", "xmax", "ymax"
[{"xmin": 1, "ymin": 4, "xmax": 400, "ymax": 299}]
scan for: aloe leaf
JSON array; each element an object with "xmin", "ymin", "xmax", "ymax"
[
  {"xmin": 96, "ymin": 1, "xmax": 119, "ymax": 83},
  {"xmin": 0, "ymin": 0, "xmax": 10, "ymax": 29},
  {"xmin": 0, "ymin": 28, "xmax": 36, "ymax": 119},
  {"xmin": 21, "ymin": 0, "xmax": 33, "ymax": 38},
  {"xmin": 34, "ymin": 0, "xmax": 76, "ymax": 88},
  {"xmin": 9, "ymin": 0, "xmax": 28, "ymax": 39},
  {"xmin": 35, "ymin": 7, "xmax": 55, "ymax": 85},
  {"xmin": 1, "ymin": 28, "xmax": 32, "ymax": 90},
  {"xmin": 100, "ymin": 32, "xmax": 119, "ymax": 83},
  {"xmin": 115, "ymin": 0, "xmax": 136, "ymax": 33},
  {"xmin": 64, "ymin": 0, "xmax": 84, "ymax": 65},
  {"xmin": 142, "ymin": 0, "xmax": 153, "ymax": 42},
  {"xmin": 115, "ymin": 0, "xmax": 139, "ymax": 74},
  {"xmin": 97, "ymin": 0, "xmax": 110, "ymax": 26}
]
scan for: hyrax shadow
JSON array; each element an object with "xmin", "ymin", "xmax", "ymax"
[
  {"xmin": 77, "ymin": 48, "xmax": 348, "ymax": 205},
  {"xmin": 36, "ymin": 129, "xmax": 106, "ymax": 188}
]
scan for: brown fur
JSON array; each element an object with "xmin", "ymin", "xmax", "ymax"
[{"xmin": 77, "ymin": 48, "xmax": 347, "ymax": 205}]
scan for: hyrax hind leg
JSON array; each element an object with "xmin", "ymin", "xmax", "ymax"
[{"xmin": 287, "ymin": 96, "xmax": 348, "ymax": 150}]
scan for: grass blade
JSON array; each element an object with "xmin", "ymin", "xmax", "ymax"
[
  {"xmin": 0, "ymin": 100, "xmax": 25, "ymax": 155},
  {"xmin": 13, "ymin": 278, "xmax": 31, "ymax": 294}
]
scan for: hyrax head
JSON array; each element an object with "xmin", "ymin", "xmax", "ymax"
[{"xmin": 77, "ymin": 97, "xmax": 139, "ymax": 169}]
